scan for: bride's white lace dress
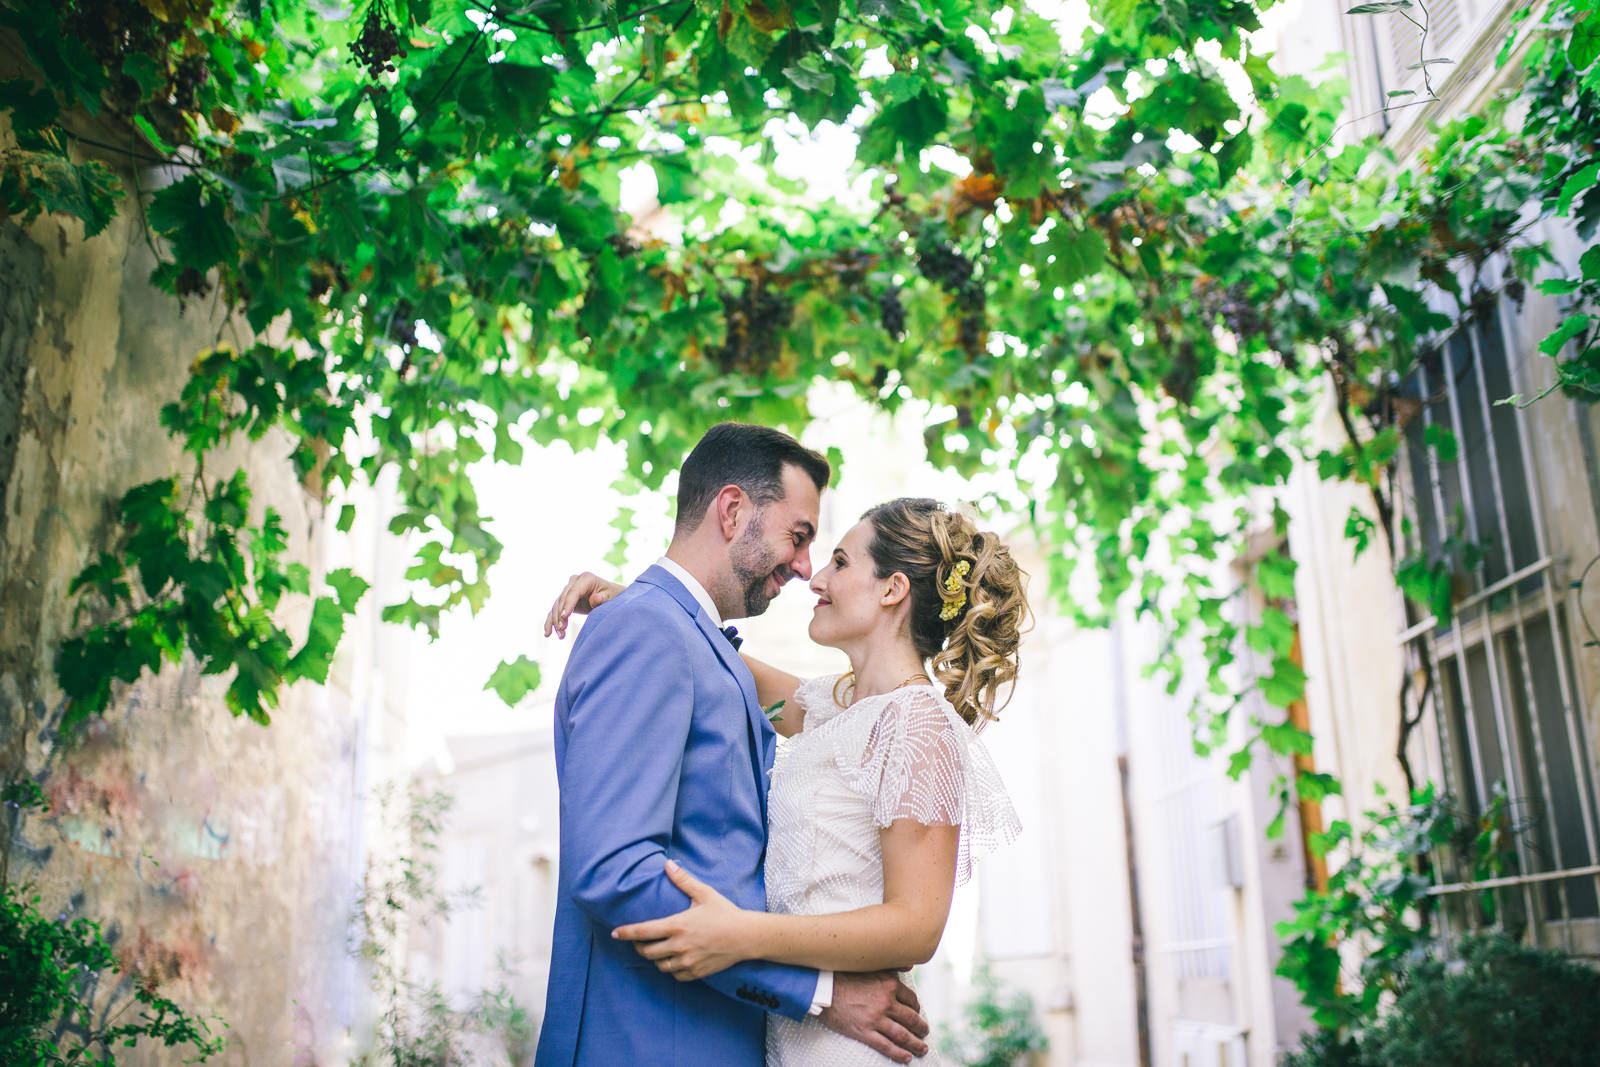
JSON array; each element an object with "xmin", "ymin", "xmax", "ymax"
[{"xmin": 764, "ymin": 674, "xmax": 1021, "ymax": 1066}]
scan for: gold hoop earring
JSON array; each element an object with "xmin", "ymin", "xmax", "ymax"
[{"xmin": 832, "ymin": 671, "xmax": 856, "ymax": 708}]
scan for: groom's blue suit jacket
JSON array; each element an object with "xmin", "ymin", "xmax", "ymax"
[{"xmin": 534, "ymin": 565, "xmax": 818, "ymax": 1066}]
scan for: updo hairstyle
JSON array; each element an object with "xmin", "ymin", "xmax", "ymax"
[{"xmin": 861, "ymin": 498, "xmax": 1030, "ymax": 728}]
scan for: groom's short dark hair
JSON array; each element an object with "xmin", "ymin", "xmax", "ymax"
[{"xmin": 675, "ymin": 423, "xmax": 830, "ymax": 534}]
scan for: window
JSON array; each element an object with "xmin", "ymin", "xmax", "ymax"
[
  {"xmin": 1356, "ymin": 0, "xmax": 1507, "ymax": 116},
  {"xmin": 1397, "ymin": 302, "xmax": 1600, "ymax": 948},
  {"xmin": 1150, "ymin": 694, "xmax": 1233, "ymax": 981},
  {"xmin": 1378, "ymin": 0, "xmax": 1471, "ymax": 95}
]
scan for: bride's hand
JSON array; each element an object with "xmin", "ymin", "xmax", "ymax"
[
  {"xmin": 611, "ymin": 860, "xmax": 755, "ymax": 981},
  {"xmin": 543, "ymin": 571, "xmax": 625, "ymax": 638}
]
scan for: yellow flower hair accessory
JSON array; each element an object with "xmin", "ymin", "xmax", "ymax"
[{"xmin": 940, "ymin": 559, "xmax": 971, "ymax": 621}]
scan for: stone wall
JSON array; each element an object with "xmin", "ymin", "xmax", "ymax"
[{"xmin": 0, "ymin": 154, "xmax": 407, "ymax": 1062}]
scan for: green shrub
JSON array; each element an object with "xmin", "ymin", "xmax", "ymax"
[
  {"xmin": 1280, "ymin": 1029, "xmax": 1373, "ymax": 1067},
  {"xmin": 355, "ymin": 785, "xmax": 536, "ymax": 1067},
  {"xmin": 1281, "ymin": 935, "xmax": 1600, "ymax": 1067},
  {"xmin": 0, "ymin": 780, "xmax": 224, "ymax": 1065},
  {"xmin": 1367, "ymin": 935, "xmax": 1600, "ymax": 1067},
  {"xmin": 940, "ymin": 965, "xmax": 1048, "ymax": 1067}
]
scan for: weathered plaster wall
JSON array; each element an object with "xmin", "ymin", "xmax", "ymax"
[
  {"xmin": 0, "ymin": 172, "xmax": 400, "ymax": 1062},
  {"xmin": 0, "ymin": 219, "xmax": 42, "ymax": 535}
]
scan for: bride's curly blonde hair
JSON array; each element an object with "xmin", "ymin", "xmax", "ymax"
[{"xmin": 862, "ymin": 498, "xmax": 1030, "ymax": 728}]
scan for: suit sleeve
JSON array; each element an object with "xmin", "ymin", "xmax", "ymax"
[{"xmin": 558, "ymin": 602, "xmax": 819, "ymax": 1020}]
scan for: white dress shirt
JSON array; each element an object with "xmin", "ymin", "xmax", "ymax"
[
  {"xmin": 653, "ymin": 556, "xmax": 834, "ymax": 1016},
  {"xmin": 656, "ymin": 555, "xmax": 723, "ymax": 626}
]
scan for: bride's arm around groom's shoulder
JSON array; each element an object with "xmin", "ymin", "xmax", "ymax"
[
  {"xmin": 543, "ymin": 570, "xmax": 624, "ymax": 639},
  {"xmin": 543, "ymin": 568, "xmax": 809, "ymax": 736}
]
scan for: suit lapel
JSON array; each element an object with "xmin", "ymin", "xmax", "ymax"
[{"xmin": 637, "ymin": 567, "xmax": 774, "ymax": 823}]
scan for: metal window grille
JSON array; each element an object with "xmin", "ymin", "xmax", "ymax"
[{"xmin": 1396, "ymin": 300, "xmax": 1600, "ymax": 954}]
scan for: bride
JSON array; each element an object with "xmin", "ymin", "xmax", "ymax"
[{"xmin": 547, "ymin": 496, "xmax": 1028, "ymax": 1065}]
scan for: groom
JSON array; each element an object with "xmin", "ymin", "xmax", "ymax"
[{"xmin": 534, "ymin": 423, "xmax": 930, "ymax": 1065}]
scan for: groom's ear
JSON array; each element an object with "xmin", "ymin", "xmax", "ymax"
[
  {"xmin": 713, "ymin": 484, "xmax": 748, "ymax": 542},
  {"xmin": 881, "ymin": 572, "xmax": 911, "ymax": 607}
]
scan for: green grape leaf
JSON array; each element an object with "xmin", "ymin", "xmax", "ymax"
[{"xmin": 485, "ymin": 655, "xmax": 542, "ymax": 707}]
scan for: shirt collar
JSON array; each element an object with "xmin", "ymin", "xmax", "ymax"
[{"xmin": 655, "ymin": 555, "xmax": 723, "ymax": 628}]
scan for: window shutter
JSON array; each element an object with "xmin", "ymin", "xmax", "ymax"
[{"xmin": 1381, "ymin": 0, "xmax": 1471, "ymax": 93}]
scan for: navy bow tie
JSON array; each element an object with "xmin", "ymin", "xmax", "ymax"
[{"xmin": 720, "ymin": 625, "xmax": 743, "ymax": 650}]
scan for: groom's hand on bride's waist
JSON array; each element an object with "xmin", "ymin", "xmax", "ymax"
[{"xmin": 820, "ymin": 971, "xmax": 929, "ymax": 1062}]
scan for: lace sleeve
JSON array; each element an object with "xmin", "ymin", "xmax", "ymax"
[
  {"xmin": 791, "ymin": 674, "xmax": 842, "ymax": 727},
  {"xmin": 834, "ymin": 688, "xmax": 1021, "ymax": 885}
]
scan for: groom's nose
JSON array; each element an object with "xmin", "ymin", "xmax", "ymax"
[{"xmin": 789, "ymin": 546, "xmax": 813, "ymax": 582}]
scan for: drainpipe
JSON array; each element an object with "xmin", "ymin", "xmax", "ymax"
[
  {"xmin": 1112, "ymin": 621, "xmax": 1153, "ymax": 1067},
  {"xmin": 1574, "ymin": 401, "xmax": 1600, "ymax": 547}
]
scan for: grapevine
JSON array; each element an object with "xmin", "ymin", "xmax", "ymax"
[
  {"xmin": 915, "ymin": 237, "xmax": 976, "ymax": 294},
  {"xmin": 878, "ymin": 286, "xmax": 907, "ymax": 340},
  {"xmin": 351, "ymin": 4, "xmax": 406, "ymax": 82},
  {"xmin": 711, "ymin": 282, "xmax": 795, "ymax": 373}
]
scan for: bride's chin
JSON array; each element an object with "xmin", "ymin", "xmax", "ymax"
[{"xmin": 807, "ymin": 618, "xmax": 832, "ymax": 646}]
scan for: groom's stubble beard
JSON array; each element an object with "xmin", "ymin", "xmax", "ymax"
[{"xmin": 731, "ymin": 509, "xmax": 787, "ymax": 617}]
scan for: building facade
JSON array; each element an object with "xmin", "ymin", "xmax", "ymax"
[
  {"xmin": 1304, "ymin": 0, "xmax": 1600, "ymax": 959},
  {"xmin": 1058, "ymin": 4, "xmax": 1600, "ymax": 1066}
]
